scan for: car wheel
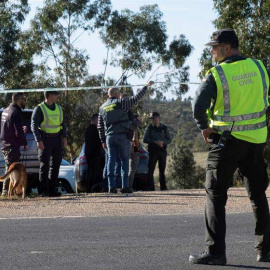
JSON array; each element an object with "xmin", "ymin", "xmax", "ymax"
[{"xmin": 57, "ymin": 180, "xmax": 73, "ymax": 194}]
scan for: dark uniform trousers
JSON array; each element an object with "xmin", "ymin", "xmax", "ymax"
[
  {"xmin": 1, "ymin": 147, "xmax": 21, "ymax": 191},
  {"xmin": 205, "ymin": 136, "xmax": 270, "ymax": 256},
  {"xmin": 38, "ymin": 137, "xmax": 62, "ymax": 194},
  {"xmin": 147, "ymin": 148, "xmax": 167, "ymax": 191},
  {"xmin": 86, "ymin": 154, "xmax": 104, "ymax": 192}
]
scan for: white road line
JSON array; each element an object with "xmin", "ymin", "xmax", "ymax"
[
  {"xmin": 0, "ymin": 212, "xmax": 249, "ymax": 220},
  {"xmin": 0, "ymin": 216, "xmax": 86, "ymax": 220}
]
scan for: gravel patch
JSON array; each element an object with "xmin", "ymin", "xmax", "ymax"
[{"xmin": 0, "ymin": 187, "xmax": 265, "ymax": 219}]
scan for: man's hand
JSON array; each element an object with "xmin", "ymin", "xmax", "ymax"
[
  {"xmin": 62, "ymin": 137, "xmax": 67, "ymax": 148},
  {"xmin": 155, "ymin": 141, "xmax": 164, "ymax": 147},
  {"xmin": 22, "ymin": 126, "xmax": 28, "ymax": 134},
  {"xmin": 201, "ymin": 127, "xmax": 218, "ymax": 144},
  {"xmin": 147, "ymin": 81, "xmax": 155, "ymax": 86},
  {"xmin": 37, "ymin": 141, "xmax": 45, "ymax": 150},
  {"xmin": 102, "ymin": 142, "xmax": 107, "ymax": 150},
  {"xmin": 24, "ymin": 145, "xmax": 29, "ymax": 151}
]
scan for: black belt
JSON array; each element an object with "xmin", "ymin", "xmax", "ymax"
[{"xmin": 45, "ymin": 132, "xmax": 60, "ymax": 138}]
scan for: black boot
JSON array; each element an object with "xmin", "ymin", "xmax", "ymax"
[
  {"xmin": 257, "ymin": 253, "xmax": 270, "ymax": 262},
  {"xmin": 121, "ymin": 188, "xmax": 133, "ymax": 194},
  {"xmin": 189, "ymin": 251, "xmax": 227, "ymax": 265}
]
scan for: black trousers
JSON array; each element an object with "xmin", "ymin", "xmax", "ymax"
[
  {"xmin": 205, "ymin": 136, "xmax": 270, "ymax": 256},
  {"xmin": 86, "ymin": 154, "xmax": 104, "ymax": 192},
  {"xmin": 38, "ymin": 137, "xmax": 62, "ymax": 195},
  {"xmin": 147, "ymin": 149, "xmax": 167, "ymax": 191},
  {"xmin": 1, "ymin": 147, "xmax": 21, "ymax": 191}
]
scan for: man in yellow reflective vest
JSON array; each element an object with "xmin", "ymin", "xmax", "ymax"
[
  {"xmin": 190, "ymin": 29, "xmax": 270, "ymax": 265},
  {"xmin": 31, "ymin": 91, "xmax": 67, "ymax": 197}
]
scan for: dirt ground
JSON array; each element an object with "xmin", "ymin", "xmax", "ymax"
[{"xmin": 0, "ymin": 187, "xmax": 266, "ymax": 219}]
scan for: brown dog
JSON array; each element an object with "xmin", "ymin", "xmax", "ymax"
[{"xmin": 0, "ymin": 162, "xmax": 28, "ymax": 199}]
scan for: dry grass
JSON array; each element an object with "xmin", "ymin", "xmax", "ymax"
[
  {"xmin": 154, "ymin": 152, "xmax": 207, "ymax": 176},
  {"xmin": 193, "ymin": 152, "xmax": 208, "ymax": 168}
]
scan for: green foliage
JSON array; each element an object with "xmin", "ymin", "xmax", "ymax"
[
  {"xmin": 24, "ymin": 0, "xmax": 113, "ymax": 160},
  {"xmin": 213, "ymin": 0, "xmax": 270, "ymax": 69},
  {"xmin": 0, "ymin": 0, "xmax": 194, "ymax": 161},
  {"xmin": 0, "ymin": 0, "xmax": 34, "ymax": 88},
  {"xmin": 26, "ymin": 1, "xmax": 193, "ymax": 160},
  {"xmin": 167, "ymin": 140, "xmax": 205, "ymax": 189},
  {"xmin": 199, "ymin": 0, "xmax": 270, "ymax": 75},
  {"xmin": 101, "ymin": 5, "xmax": 167, "ymax": 65},
  {"xmin": 198, "ymin": 48, "xmax": 212, "ymax": 79},
  {"xmin": 162, "ymin": 35, "xmax": 193, "ymax": 68},
  {"xmin": 101, "ymin": 5, "xmax": 193, "ymax": 97},
  {"xmin": 29, "ymin": 0, "xmax": 112, "ymax": 86}
]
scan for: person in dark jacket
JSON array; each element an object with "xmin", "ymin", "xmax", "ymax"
[
  {"xmin": 0, "ymin": 92, "xmax": 28, "ymax": 196},
  {"xmin": 85, "ymin": 113, "xmax": 104, "ymax": 192},
  {"xmin": 143, "ymin": 112, "xmax": 171, "ymax": 191},
  {"xmin": 31, "ymin": 90, "xmax": 67, "ymax": 197}
]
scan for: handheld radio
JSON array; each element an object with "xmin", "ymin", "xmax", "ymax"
[{"xmin": 218, "ymin": 121, "xmax": 235, "ymax": 149}]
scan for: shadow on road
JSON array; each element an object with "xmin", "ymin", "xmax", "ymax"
[{"xmin": 226, "ymin": 264, "xmax": 270, "ymax": 269}]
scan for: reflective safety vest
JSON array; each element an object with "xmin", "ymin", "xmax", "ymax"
[
  {"xmin": 99, "ymin": 98, "xmax": 130, "ymax": 136},
  {"xmin": 38, "ymin": 102, "xmax": 63, "ymax": 134},
  {"xmin": 208, "ymin": 58, "xmax": 269, "ymax": 143}
]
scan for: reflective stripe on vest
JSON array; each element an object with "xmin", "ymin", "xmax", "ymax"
[
  {"xmin": 253, "ymin": 59, "xmax": 268, "ymax": 107},
  {"xmin": 213, "ymin": 59, "xmax": 268, "ymax": 123},
  {"xmin": 213, "ymin": 120, "xmax": 267, "ymax": 132},
  {"xmin": 39, "ymin": 102, "xmax": 63, "ymax": 133}
]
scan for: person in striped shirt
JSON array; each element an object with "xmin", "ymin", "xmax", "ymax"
[{"xmin": 98, "ymin": 81, "xmax": 154, "ymax": 194}]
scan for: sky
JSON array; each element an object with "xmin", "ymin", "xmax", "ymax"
[{"xmin": 25, "ymin": 0, "xmax": 218, "ymax": 98}]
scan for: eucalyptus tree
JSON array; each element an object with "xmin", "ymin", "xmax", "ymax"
[
  {"xmin": 101, "ymin": 4, "xmax": 193, "ymax": 100},
  {"xmin": 0, "ymin": 0, "xmax": 33, "ymax": 92},
  {"xmin": 28, "ymin": 1, "xmax": 193, "ymax": 159},
  {"xmin": 199, "ymin": 0, "xmax": 270, "ymax": 78},
  {"xmin": 28, "ymin": 0, "xmax": 112, "ymax": 159}
]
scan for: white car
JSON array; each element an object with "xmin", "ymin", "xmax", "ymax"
[{"xmin": 58, "ymin": 159, "xmax": 76, "ymax": 194}]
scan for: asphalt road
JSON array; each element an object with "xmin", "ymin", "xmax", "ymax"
[{"xmin": 0, "ymin": 213, "xmax": 270, "ymax": 270}]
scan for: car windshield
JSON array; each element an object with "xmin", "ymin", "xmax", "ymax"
[{"xmin": 61, "ymin": 159, "xmax": 71, "ymax": 165}]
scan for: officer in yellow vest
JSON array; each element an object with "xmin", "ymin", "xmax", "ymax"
[
  {"xmin": 31, "ymin": 91, "xmax": 67, "ymax": 197},
  {"xmin": 190, "ymin": 29, "xmax": 270, "ymax": 265}
]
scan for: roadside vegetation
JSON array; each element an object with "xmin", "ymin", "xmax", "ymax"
[{"xmin": 1, "ymin": 0, "xmax": 270, "ymax": 189}]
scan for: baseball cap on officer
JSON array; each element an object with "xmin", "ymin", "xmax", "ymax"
[
  {"xmin": 205, "ymin": 29, "xmax": 239, "ymax": 47},
  {"xmin": 44, "ymin": 90, "xmax": 60, "ymax": 98},
  {"xmin": 149, "ymin": 112, "xmax": 160, "ymax": 119}
]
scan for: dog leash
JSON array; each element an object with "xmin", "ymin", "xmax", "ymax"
[
  {"xmin": 22, "ymin": 148, "xmax": 27, "ymax": 168},
  {"xmin": 21, "ymin": 132, "xmax": 27, "ymax": 168}
]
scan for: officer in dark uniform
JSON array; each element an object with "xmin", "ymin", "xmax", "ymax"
[
  {"xmin": 31, "ymin": 91, "xmax": 67, "ymax": 197},
  {"xmin": 85, "ymin": 113, "xmax": 104, "ymax": 192},
  {"xmin": 1, "ymin": 92, "xmax": 28, "ymax": 196},
  {"xmin": 143, "ymin": 112, "xmax": 171, "ymax": 191},
  {"xmin": 189, "ymin": 29, "xmax": 270, "ymax": 265}
]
